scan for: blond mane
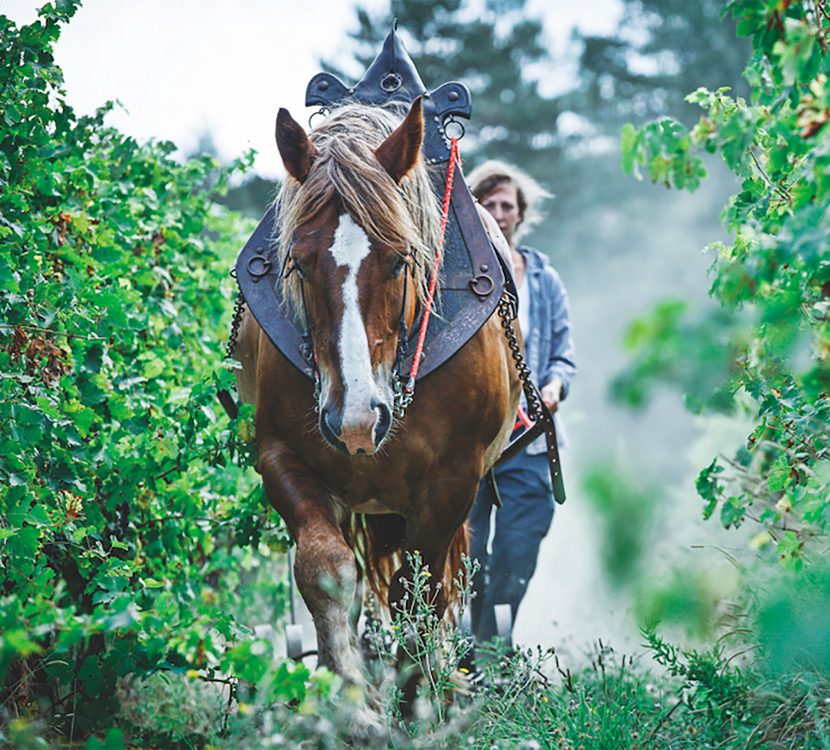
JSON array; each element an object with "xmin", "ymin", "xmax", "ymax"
[{"xmin": 275, "ymin": 103, "xmax": 442, "ymax": 316}]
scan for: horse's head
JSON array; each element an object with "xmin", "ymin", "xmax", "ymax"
[{"xmin": 275, "ymin": 99, "xmax": 436, "ymax": 456}]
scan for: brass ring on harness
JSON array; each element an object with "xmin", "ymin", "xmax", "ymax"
[
  {"xmin": 308, "ymin": 108, "xmax": 329, "ymax": 129},
  {"xmin": 443, "ymin": 116, "xmax": 465, "ymax": 140},
  {"xmin": 469, "ymin": 273, "xmax": 494, "ymax": 298},
  {"xmin": 247, "ymin": 253, "xmax": 273, "ymax": 279},
  {"xmin": 381, "ymin": 72, "xmax": 403, "ymax": 93}
]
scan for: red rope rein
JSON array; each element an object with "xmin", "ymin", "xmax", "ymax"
[
  {"xmin": 406, "ymin": 136, "xmax": 460, "ymax": 389},
  {"xmin": 515, "ymin": 404, "xmax": 534, "ymax": 430},
  {"xmin": 397, "ymin": 137, "xmax": 537, "ymax": 436}
]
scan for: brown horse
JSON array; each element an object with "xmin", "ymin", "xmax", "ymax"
[{"xmin": 235, "ymin": 97, "xmax": 520, "ymax": 729}]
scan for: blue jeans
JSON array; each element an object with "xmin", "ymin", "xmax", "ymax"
[{"xmin": 469, "ymin": 449, "xmax": 554, "ymax": 643}]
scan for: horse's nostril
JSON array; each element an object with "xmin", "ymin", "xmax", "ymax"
[
  {"xmin": 320, "ymin": 406, "xmax": 341, "ymax": 439},
  {"xmin": 319, "ymin": 406, "xmax": 350, "ymax": 453},
  {"xmin": 372, "ymin": 400, "xmax": 392, "ymax": 446}
]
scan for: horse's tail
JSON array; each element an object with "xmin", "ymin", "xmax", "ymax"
[{"xmin": 345, "ymin": 514, "xmax": 469, "ymax": 617}]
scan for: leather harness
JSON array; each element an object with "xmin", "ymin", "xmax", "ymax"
[
  {"xmin": 234, "ymin": 167, "xmax": 506, "ymax": 390},
  {"xmin": 221, "ymin": 22, "xmax": 566, "ymax": 504}
]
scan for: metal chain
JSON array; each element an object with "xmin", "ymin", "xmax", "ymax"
[
  {"xmin": 497, "ymin": 291, "xmax": 545, "ymax": 422},
  {"xmin": 393, "ymin": 375, "xmax": 413, "ymax": 418},
  {"xmin": 225, "ymin": 288, "xmax": 245, "ymax": 361},
  {"xmin": 217, "ymin": 281, "xmax": 245, "ymax": 420}
]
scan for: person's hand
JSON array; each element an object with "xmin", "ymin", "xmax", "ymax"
[{"xmin": 540, "ymin": 378, "xmax": 563, "ymax": 413}]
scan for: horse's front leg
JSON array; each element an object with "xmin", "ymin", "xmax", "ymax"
[
  {"xmin": 389, "ymin": 475, "xmax": 479, "ymax": 713},
  {"xmin": 258, "ymin": 443, "xmax": 362, "ymax": 684},
  {"xmin": 259, "ymin": 444, "xmax": 389, "ymax": 742}
]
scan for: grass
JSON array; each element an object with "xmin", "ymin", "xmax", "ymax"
[
  {"xmin": 9, "ymin": 625, "xmax": 830, "ymax": 749},
  {"xmin": 6, "ymin": 556, "xmax": 830, "ymax": 749},
  {"xmin": 50, "ymin": 639, "xmax": 824, "ymax": 749}
]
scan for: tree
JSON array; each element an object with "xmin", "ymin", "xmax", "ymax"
[
  {"xmin": 321, "ymin": 2, "xmax": 750, "ymax": 229},
  {"xmin": 0, "ymin": 3, "xmax": 295, "ymax": 736},
  {"xmin": 572, "ymin": 0, "xmax": 751, "ymax": 133},
  {"xmin": 618, "ymin": 0, "xmax": 830, "ymax": 563},
  {"xmin": 533, "ymin": 0, "xmax": 751, "ymax": 229},
  {"xmin": 186, "ymin": 131, "xmax": 277, "ymax": 218}
]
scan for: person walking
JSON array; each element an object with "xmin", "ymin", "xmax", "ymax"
[{"xmin": 466, "ymin": 160, "xmax": 576, "ymax": 644}]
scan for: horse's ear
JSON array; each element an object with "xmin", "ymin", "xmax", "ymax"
[
  {"xmin": 276, "ymin": 108, "xmax": 319, "ymax": 184},
  {"xmin": 375, "ymin": 96, "xmax": 424, "ymax": 184}
]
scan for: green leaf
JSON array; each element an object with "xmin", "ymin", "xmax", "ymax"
[
  {"xmin": 720, "ymin": 496, "xmax": 747, "ymax": 528},
  {"xmin": 141, "ymin": 356, "xmax": 165, "ymax": 379},
  {"xmin": 620, "ymin": 123, "xmax": 641, "ymax": 177},
  {"xmin": 140, "ymin": 577, "xmax": 165, "ymax": 589},
  {"xmin": 3, "ymin": 104, "xmax": 21, "ymax": 127},
  {"xmin": 767, "ymin": 456, "xmax": 791, "ymax": 493}
]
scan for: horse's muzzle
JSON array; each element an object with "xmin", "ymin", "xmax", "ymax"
[{"xmin": 319, "ymin": 399, "xmax": 392, "ymax": 456}]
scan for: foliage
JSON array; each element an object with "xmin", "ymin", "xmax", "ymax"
[
  {"xmin": 0, "ymin": 3, "xmax": 296, "ymax": 740},
  {"xmin": 641, "ymin": 628, "xmax": 830, "ymax": 750},
  {"xmin": 100, "ymin": 635, "xmax": 830, "ymax": 749},
  {"xmin": 360, "ymin": 552, "xmax": 478, "ymax": 728},
  {"xmin": 618, "ymin": 0, "xmax": 830, "ymax": 562},
  {"xmin": 187, "ymin": 133, "xmax": 277, "ymax": 220},
  {"xmin": 5, "ymin": 1, "xmax": 830, "ymax": 747},
  {"xmin": 756, "ymin": 560, "xmax": 830, "ymax": 675},
  {"xmin": 582, "ymin": 464, "xmax": 657, "ymax": 587},
  {"xmin": 573, "ymin": 0, "xmax": 751, "ymax": 133}
]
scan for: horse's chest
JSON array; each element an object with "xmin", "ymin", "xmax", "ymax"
[{"xmin": 324, "ymin": 463, "xmax": 408, "ymax": 515}]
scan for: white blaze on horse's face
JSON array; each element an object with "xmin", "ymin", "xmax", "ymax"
[{"xmin": 318, "ymin": 212, "xmax": 393, "ymax": 456}]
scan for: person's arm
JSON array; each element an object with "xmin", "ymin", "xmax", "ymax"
[{"xmin": 539, "ymin": 268, "xmax": 576, "ymax": 412}]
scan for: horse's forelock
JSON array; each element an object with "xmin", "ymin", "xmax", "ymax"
[{"xmin": 275, "ymin": 103, "xmax": 441, "ymax": 318}]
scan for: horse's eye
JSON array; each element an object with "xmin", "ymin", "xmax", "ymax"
[
  {"xmin": 391, "ymin": 255, "xmax": 408, "ymax": 278},
  {"xmin": 291, "ymin": 257, "xmax": 306, "ymax": 279}
]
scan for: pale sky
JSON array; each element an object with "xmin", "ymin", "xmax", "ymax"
[{"xmin": 2, "ymin": 0, "xmax": 622, "ymax": 177}]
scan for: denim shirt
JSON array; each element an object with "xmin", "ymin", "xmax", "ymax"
[{"xmin": 517, "ymin": 245, "xmax": 576, "ymax": 453}]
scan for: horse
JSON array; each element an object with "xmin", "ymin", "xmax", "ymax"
[{"xmin": 234, "ymin": 96, "xmax": 520, "ymax": 732}]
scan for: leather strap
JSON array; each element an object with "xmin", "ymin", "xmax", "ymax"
[
  {"xmin": 493, "ymin": 397, "xmax": 566, "ymax": 505},
  {"xmin": 235, "ymin": 164, "xmax": 505, "ymax": 385},
  {"xmin": 485, "ymin": 469, "xmax": 502, "ymax": 509}
]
